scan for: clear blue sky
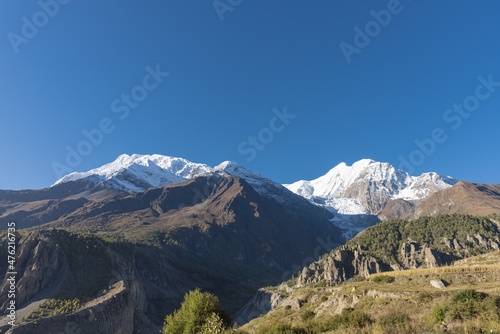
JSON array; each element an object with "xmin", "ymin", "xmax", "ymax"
[{"xmin": 1, "ymin": 0, "xmax": 499, "ymax": 190}]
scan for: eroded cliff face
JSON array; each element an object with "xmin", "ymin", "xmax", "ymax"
[
  {"xmin": 399, "ymin": 239, "xmax": 459, "ymax": 269},
  {"xmin": 8, "ymin": 281, "xmax": 157, "ymax": 334},
  {"xmin": 0, "ymin": 231, "xmax": 160, "ymax": 334},
  {"xmin": 295, "ymin": 246, "xmax": 389, "ymax": 288},
  {"xmin": 295, "ymin": 232, "xmax": 500, "ymax": 290},
  {"xmin": 0, "ymin": 231, "xmax": 68, "ymax": 311},
  {"xmin": 235, "ymin": 246, "xmax": 391, "ymax": 324}
]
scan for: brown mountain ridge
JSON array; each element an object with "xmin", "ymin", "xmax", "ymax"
[{"xmin": 415, "ymin": 181, "xmax": 500, "ymax": 218}]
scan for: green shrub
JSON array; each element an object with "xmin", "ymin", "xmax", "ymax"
[
  {"xmin": 432, "ymin": 304, "xmax": 448, "ymax": 322},
  {"xmin": 448, "ymin": 289, "xmax": 487, "ymax": 320},
  {"xmin": 163, "ymin": 289, "xmax": 230, "ymax": 334},
  {"xmin": 372, "ymin": 275, "xmax": 395, "ymax": 284},
  {"xmin": 301, "ymin": 310, "xmax": 315, "ymax": 321},
  {"xmin": 481, "ymin": 296, "xmax": 500, "ymax": 323},
  {"xmin": 432, "ymin": 289, "xmax": 500, "ymax": 324},
  {"xmin": 321, "ymin": 308, "xmax": 372, "ymax": 330},
  {"xmin": 286, "ymin": 275, "xmax": 297, "ymax": 288},
  {"xmin": 279, "ymin": 289, "xmax": 289, "ymax": 297},
  {"xmin": 37, "ymin": 298, "xmax": 81, "ymax": 317},
  {"xmin": 377, "ymin": 313, "xmax": 412, "ymax": 333},
  {"xmin": 342, "ymin": 308, "xmax": 372, "ymax": 328},
  {"xmin": 451, "ymin": 289, "xmax": 486, "ymax": 304}
]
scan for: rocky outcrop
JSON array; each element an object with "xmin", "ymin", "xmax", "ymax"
[
  {"xmin": 466, "ymin": 234, "xmax": 500, "ymax": 250},
  {"xmin": 287, "ymin": 231, "xmax": 498, "ymax": 292},
  {"xmin": 295, "ymin": 246, "xmax": 389, "ymax": 288},
  {"xmin": 235, "ymin": 245, "xmax": 394, "ymax": 324},
  {"xmin": 314, "ymin": 288, "xmax": 403, "ymax": 317},
  {"xmin": 398, "ymin": 234, "xmax": 499, "ymax": 270},
  {"xmin": 400, "ymin": 240, "xmax": 458, "ymax": 269},
  {"xmin": 289, "ymin": 232, "xmax": 499, "ymax": 295},
  {"xmin": 285, "ymin": 215, "xmax": 500, "ymax": 290},
  {"xmin": 439, "ymin": 234, "xmax": 500, "ymax": 258}
]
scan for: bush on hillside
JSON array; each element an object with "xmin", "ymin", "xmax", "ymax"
[
  {"xmin": 163, "ymin": 289, "xmax": 231, "ymax": 334},
  {"xmin": 372, "ymin": 275, "xmax": 395, "ymax": 284},
  {"xmin": 432, "ymin": 289, "xmax": 500, "ymax": 325}
]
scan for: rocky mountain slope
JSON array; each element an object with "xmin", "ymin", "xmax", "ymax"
[
  {"xmin": 240, "ymin": 250, "xmax": 500, "ymax": 333},
  {"xmin": 0, "ymin": 180, "xmax": 129, "ymax": 230},
  {"xmin": 52, "ymin": 154, "xmax": 308, "ymax": 208},
  {"xmin": 415, "ymin": 181, "xmax": 500, "ymax": 218},
  {"xmin": 39, "ymin": 175, "xmax": 343, "ymax": 285},
  {"xmin": 294, "ymin": 214, "xmax": 500, "ymax": 287},
  {"xmin": 237, "ymin": 213, "xmax": 500, "ymax": 324},
  {"xmin": 0, "ymin": 174, "xmax": 344, "ymax": 332},
  {"xmin": 1, "ymin": 155, "xmax": 331, "ymax": 231}
]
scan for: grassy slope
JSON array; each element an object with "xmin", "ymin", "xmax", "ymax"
[{"xmin": 240, "ymin": 252, "xmax": 500, "ymax": 334}]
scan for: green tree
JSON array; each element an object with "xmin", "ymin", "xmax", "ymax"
[{"xmin": 163, "ymin": 289, "xmax": 230, "ymax": 334}]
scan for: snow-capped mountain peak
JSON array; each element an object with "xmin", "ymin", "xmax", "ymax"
[
  {"xmin": 283, "ymin": 159, "xmax": 457, "ymax": 238},
  {"xmin": 52, "ymin": 154, "xmax": 458, "ymax": 238},
  {"xmin": 53, "ymin": 154, "xmax": 212, "ymax": 192},
  {"xmin": 53, "ymin": 155, "xmax": 310, "ymax": 212},
  {"xmin": 285, "ymin": 159, "xmax": 456, "ymax": 203},
  {"xmin": 53, "ymin": 155, "xmax": 287, "ymax": 199}
]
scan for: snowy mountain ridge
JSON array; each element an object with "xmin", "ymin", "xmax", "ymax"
[
  {"xmin": 53, "ymin": 154, "xmax": 290, "ymax": 202},
  {"xmin": 54, "ymin": 154, "xmax": 213, "ymax": 192},
  {"xmin": 285, "ymin": 159, "xmax": 457, "ymax": 204},
  {"xmin": 54, "ymin": 155, "xmax": 457, "ymax": 207},
  {"xmin": 282, "ymin": 159, "xmax": 457, "ymax": 238},
  {"xmin": 53, "ymin": 155, "xmax": 457, "ymax": 238}
]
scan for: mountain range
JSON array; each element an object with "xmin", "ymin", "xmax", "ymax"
[
  {"xmin": 0, "ymin": 153, "xmax": 498, "ymax": 333},
  {"xmin": 2, "ymin": 153, "xmax": 499, "ymax": 238}
]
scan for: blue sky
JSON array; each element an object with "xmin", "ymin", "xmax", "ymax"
[{"xmin": 1, "ymin": 0, "xmax": 499, "ymax": 190}]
